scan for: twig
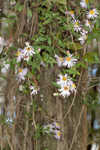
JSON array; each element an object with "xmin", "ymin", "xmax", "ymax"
[
  {"xmin": 64, "ymin": 70, "xmax": 83, "ymax": 119},
  {"xmin": 69, "ymin": 105, "xmax": 85, "ymax": 150}
]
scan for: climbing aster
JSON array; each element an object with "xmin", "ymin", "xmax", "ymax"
[
  {"xmin": 52, "ymin": 122, "xmax": 60, "ymax": 129},
  {"xmin": 54, "ymin": 130, "xmax": 61, "ymax": 140},
  {"xmin": 80, "ymin": 0, "xmax": 88, "ymax": 8},
  {"xmin": 69, "ymin": 81, "xmax": 76, "ymax": 93},
  {"xmin": 16, "ymin": 48, "xmax": 23, "ymax": 62},
  {"xmin": 55, "ymin": 54, "xmax": 64, "ymax": 67},
  {"xmin": 23, "ymin": 42, "xmax": 35, "ymax": 58},
  {"xmin": 87, "ymin": 9, "xmax": 99, "ymax": 19},
  {"xmin": 30, "ymin": 85, "xmax": 39, "ymax": 95},
  {"xmin": 63, "ymin": 55, "xmax": 77, "ymax": 68},
  {"xmin": 73, "ymin": 20, "xmax": 82, "ymax": 32},
  {"xmin": 17, "ymin": 68, "xmax": 28, "ymax": 81},
  {"xmin": 58, "ymin": 85, "xmax": 70, "ymax": 97},
  {"xmin": 43, "ymin": 124, "xmax": 54, "ymax": 134},
  {"xmin": 57, "ymin": 74, "xmax": 71, "ymax": 86},
  {"xmin": 85, "ymin": 20, "xmax": 91, "ymax": 28}
]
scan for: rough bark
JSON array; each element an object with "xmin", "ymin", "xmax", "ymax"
[
  {"xmin": 35, "ymin": 66, "xmax": 88, "ymax": 150},
  {"xmin": 0, "ymin": 0, "xmax": 89, "ymax": 149}
]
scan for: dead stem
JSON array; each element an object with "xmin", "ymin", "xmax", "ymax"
[{"xmin": 69, "ymin": 105, "xmax": 85, "ymax": 150}]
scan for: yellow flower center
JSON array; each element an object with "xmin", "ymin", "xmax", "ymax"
[
  {"xmin": 75, "ymin": 21, "xmax": 79, "ymax": 26},
  {"xmin": 18, "ymin": 68, "xmax": 23, "ymax": 73},
  {"xmin": 26, "ymin": 47, "xmax": 31, "ymax": 51},
  {"xmin": 66, "ymin": 57, "xmax": 71, "ymax": 62},
  {"xmin": 57, "ymin": 131, "xmax": 61, "ymax": 137},
  {"xmin": 85, "ymin": 0, "xmax": 88, "ymax": 3},
  {"xmin": 64, "ymin": 86, "xmax": 69, "ymax": 91},
  {"xmin": 55, "ymin": 123, "xmax": 60, "ymax": 128},
  {"xmin": 16, "ymin": 51, "xmax": 21, "ymax": 56},
  {"xmin": 72, "ymin": 83, "xmax": 76, "ymax": 88},
  {"xmin": 62, "ymin": 76, "xmax": 67, "ymax": 81},
  {"xmin": 70, "ymin": 10, "xmax": 74, "ymax": 15},
  {"xmin": 89, "ymin": 10, "xmax": 95, "ymax": 15}
]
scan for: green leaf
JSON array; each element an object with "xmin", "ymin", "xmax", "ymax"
[
  {"xmin": 48, "ymin": 37, "xmax": 52, "ymax": 46},
  {"xmin": 65, "ymin": 68, "xmax": 80, "ymax": 77},
  {"xmin": 87, "ymin": 29, "xmax": 100, "ymax": 43}
]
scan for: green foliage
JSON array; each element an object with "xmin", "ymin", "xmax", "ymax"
[
  {"xmin": 0, "ymin": 114, "xmax": 6, "ymax": 125},
  {"xmin": 65, "ymin": 67, "xmax": 80, "ymax": 77},
  {"xmin": 44, "ymin": 148, "xmax": 48, "ymax": 150},
  {"xmin": 34, "ymin": 124, "xmax": 43, "ymax": 139},
  {"xmin": 0, "ymin": 1, "xmax": 100, "ymax": 147},
  {"xmin": 87, "ymin": 29, "xmax": 100, "ymax": 43},
  {"xmin": 84, "ymin": 90, "xmax": 99, "ymax": 110},
  {"xmin": 83, "ymin": 51, "xmax": 100, "ymax": 64},
  {"xmin": 15, "ymin": 2, "xmax": 24, "ymax": 12},
  {"xmin": 66, "ymin": 41, "xmax": 83, "ymax": 51}
]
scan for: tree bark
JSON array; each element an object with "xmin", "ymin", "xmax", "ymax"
[{"xmin": 35, "ymin": 66, "xmax": 88, "ymax": 150}]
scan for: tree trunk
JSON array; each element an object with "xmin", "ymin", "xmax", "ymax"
[{"xmin": 35, "ymin": 66, "xmax": 88, "ymax": 150}]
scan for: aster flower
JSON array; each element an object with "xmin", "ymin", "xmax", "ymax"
[
  {"xmin": 52, "ymin": 122, "xmax": 60, "ymax": 129},
  {"xmin": 80, "ymin": 0, "xmax": 88, "ymax": 8},
  {"xmin": 73, "ymin": 20, "xmax": 82, "ymax": 32},
  {"xmin": 63, "ymin": 55, "xmax": 77, "ymax": 68},
  {"xmin": 43, "ymin": 124, "xmax": 54, "ymax": 134},
  {"xmin": 57, "ymin": 74, "xmax": 71, "ymax": 86},
  {"xmin": 17, "ymin": 68, "xmax": 28, "ymax": 81},
  {"xmin": 54, "ymin": 130, "xmax": 61, "ymax": 140},
  {"xmin": 30, "ymin": 85, "xmax": 39, "ymax": 95},
  {"xmin": 23, "ymin": 42, "xmax": 35, "ymax": 58},
  {"xmin": 58, "ymin": 85, "xmax": 70, "ymax": 97},
  {"xmin": 55, "ymin": 54, "xmax": 64, "ymax": 67},
  {"xmin": 16, "ymin": 48, "xmax": 23, "ymax": 62},
  {"xmin": 85, "ymin": 20, "xmax": 91, "ymax": 28},
  {"xmin": 69, "ymin": 81, "xmax": 76, "ymax": 93},
  {"xmin": 85, "ymin": 20, "xmax": 94, "ymax": 31},
  {"xmin": 43, "ymin": 122, "xmax": 62, "ymax": 140},
  {"xmin": 87, "ymin": 9, "xmax": 99, "ymax": 19}
]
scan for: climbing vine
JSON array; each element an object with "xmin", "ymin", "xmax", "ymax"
[{"xmin": 0, "ymin": 0, "xmax": 100, "ymax": 149}]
